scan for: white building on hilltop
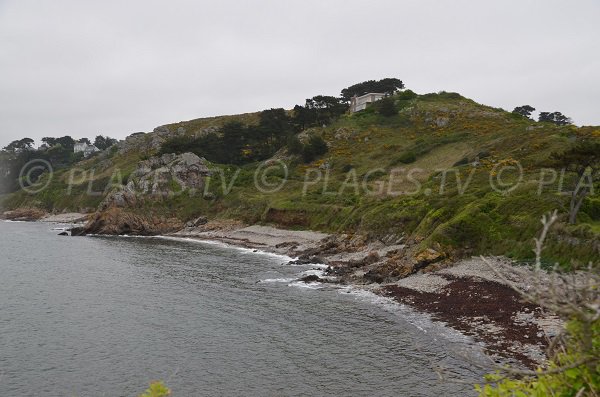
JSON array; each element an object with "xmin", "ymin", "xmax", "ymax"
[
  {"xmin": 349, "ymin": 92, "xmax": 386, "ymax": 113},
  {"xmin": 74, "ymin": 142, "xmax": 100, "ymax": 158}
]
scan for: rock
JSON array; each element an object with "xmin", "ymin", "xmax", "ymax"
[
  {"xmin": 185, "ymin": 216, "xmax": 208, "ymax": 228},
  {"xmin": 70, "ymin": 226, "xmax": 87, "ymax": 236},
  {"xmin": 80, "ymin": 208, "xmax": 183, "ymax": 236},
  {"xmin": 99, "ymin": 153, "xmax": 211, "ymax": 211},
  {"xmin": 1, "ymin": 208, "xmax": 47, "ymax": 221},
  {"xmin": 153, "ymin": 125, "xmax": 170, "ymax": 135},
  {"xmin": 363, "ymin": 271, "xmax": 384, "ymax": 284},
  {"xmin": 58, "ymin": 231, "xmax": 69, "ymax": 236},
  {"xmin": 415, "ymin": 248, "xmax": 445, "ymax": 266},
  {"xmin": 300, "ymin": 274, "xmax": 322, "ymax": 283},
  {"xmin": 434, "ymin": 117, "xmax": 449, "ymax": 127}
]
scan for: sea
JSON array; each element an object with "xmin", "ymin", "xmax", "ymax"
[{"xmin": 0, "ymin": 220, "xmax": 483, "ymax": 396}]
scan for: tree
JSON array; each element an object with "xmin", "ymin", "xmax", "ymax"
[
  {"xmin": 302, "ymin": 135, "xmax": 328, "ymax": 163},
  {"xmin": 3, "ymin": 138, "xmax": 34, "ymax": 152},
  {"xmin": 539, "ymin": 111, "xmax": 572, "ymax": 126},
  {"xmin": 221, "ymin": 121, "xmax": 247, "ymax": 164},
  {"xmin": 258, "ymin": 108, "xmax": 293, "ymax": 147},
  {"xmin": 341, "ymin": 78, "xmax": 405, "ymax": 102},
  {"xmin": 41, "ymin": 137, "xmax": 58, "ymax": 147},
  {"xmin": 48, "ymin": 136, "xmax": 76, "ymax": 151},
  {"xmin": 377, "ymin": 97, "xmax": 398, "ymax": 117},
  {"xmin": 512, "ymin": 105, "xmax": 535, "ymax": 119},
  {"xmin": 300, "ymin": 95, "xmax": 348, "ymax": 127},
  {"xmin": 551, "ymin": 141, "xmax": 600, "ymax": 224},
  {"xmin": 94, "ymin": 135, "xmax": 117, "ymax": 150},
  {"xmin": 77, "ymin": 137, "xmax": 91, "ymax": 145}
]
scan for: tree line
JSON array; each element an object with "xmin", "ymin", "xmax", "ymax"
[
  {"xmin": 0, "ymin": 135, "xmax": 117, "ymax": 194},
  {"xmin": 160, "ymin": 78, "xmax": 405, "ymax": 165},
  {"xmin": 512, "ymin": 105, "xmax": 572, "ymax": 125}
]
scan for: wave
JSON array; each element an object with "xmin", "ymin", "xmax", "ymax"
[
  {"xmin": 260, "ymin": 277, "xmax": 296, "ymax": 283},
  {"xmin": 157, "ymin": 235, "xmax": 295, "ymax": 262}
]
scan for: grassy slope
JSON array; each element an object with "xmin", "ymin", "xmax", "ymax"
[{"xmin": 3, "ymin": 92, "xmax": 599, "ymax": 265}]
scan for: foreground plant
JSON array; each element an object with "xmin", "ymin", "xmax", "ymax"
[
  {"xmin": 138, "ymin": 381, "xmax": 171, "ymax": 397},
  {"xmin": 477, "ymin": 211, "xmax": 599, "ymax": 396}
]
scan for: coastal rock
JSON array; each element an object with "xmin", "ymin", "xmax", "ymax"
[
  {"xmin": 1, "ymin": 208, "xmax": 47, "ymax": 221},
  {"xmin": 300, "ymin": 274, "xmax": 322, "ymax": 283},
  {"xmin": 415, "ymin": 248, "xmax": 445, "ymax": 266},
  {"xmin": 81, "ymin": 208, "xmax": 183, "ymax": 236},
  {"xmin": 186, "ymin": 216, "xmax": 208, "ymax": 228},
  {"xmin": 70, "ymin": 226, "xmax": 87, "ymax": 236},
  {"xmin": 100, "ymin": 152, "xmax": 211, "ymax": 211}
]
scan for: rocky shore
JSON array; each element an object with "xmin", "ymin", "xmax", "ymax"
[
  {"xmin": 0, "ymin": 208, "xmax": 92, "ymax": 224},
  {"xmin": 4, "ymin": 204, "xmax": 562, "ymax": 368},
  {"xmin": 170, "ymin": 220, "xmax": 563, "ymax": 368}
]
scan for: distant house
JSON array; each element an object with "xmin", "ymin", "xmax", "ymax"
[
  {"xmin": 349, "ymin": 92, "xmax": 386, "ymax": 113},
  {"xmin": 74, "ymin": 142, "xmax": 100, "ymax": 158}
]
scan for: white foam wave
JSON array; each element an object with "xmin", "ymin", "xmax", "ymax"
[
  {"xmin": 287, "ymin": 281, "xmax": 323, "ymax": 289},
  {"xmin": 158, "ymin": 236, "xmax": 294, "ymax": 261},
  {"xmin": 300, "ymin": 269, "xmax": 325, "ymax": 277},
  {"xmin": 260, "ymin": 277, "xmax": 296, "ymax": 283}
]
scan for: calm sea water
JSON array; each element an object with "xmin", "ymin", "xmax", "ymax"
[{"xmin": 0, "ymin": 221, "xmax": 481, "ymax": 396}]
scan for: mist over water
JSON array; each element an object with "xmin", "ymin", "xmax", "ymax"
[{"xmin": 0, "ymin": 221, "xmax": 480, "ymax": 396}]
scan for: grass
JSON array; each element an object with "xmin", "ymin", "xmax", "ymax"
[{"xmin": 2, "ymin": 91, "xmax": 599, "ymax": 266}]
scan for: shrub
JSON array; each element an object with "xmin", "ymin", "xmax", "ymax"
[
  {"xmin": 138, "ymin": 381, "xmax": 171, "ymax": 397},
  {"xmin": 302, "ymin": 135, "xmax": 328, "ymax": 163},
  {"xmin": 396, "ymin": 151, "xmax": 417, "ymax": 164},
  {"xmin": 376, "ymin": 97, "xmax": 398, "ymax": 117},
  {"xmin": 286, "ymin": 135, "xmax": 303, "ymax": 155},
  {"xmin": 397, "ymin": 89, "xmax": 418, "ymax": 100},
  {"xmin": 582, "ymin": 197, "xmax": 600, "ymax": 221},
  {"xmin": 340, "ymin": 163, "xmax": 353, "ymax": 173}
]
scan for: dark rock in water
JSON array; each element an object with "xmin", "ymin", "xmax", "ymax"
[
  {"xmin": 287, "ymin": 258, "xmax": 312, "ymax": 266},
  {"xmin": 300, "ymin": 274, "xmax": 322, "ymax": 283},
  {"xmin": 253, "ymin": 249, "xmax": 258, "ymax": 252},
  {"xmin": 287, "ymin": 255, "xmax": 325, "ymax": 266},
  {"xmin": 363, "ymin": 270, "xmax": 385, "ymax": 284},
  {"xmin": 69, "ymin": 227, "xmax": 87, "ymax": 237},
  {"xmin": 58, "ymin": 232, "xmax": 69, "ymax": 236}
]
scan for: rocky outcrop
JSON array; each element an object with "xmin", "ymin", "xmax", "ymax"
[
  {"xmin": 82, "ymin": 207, "xmax": 184, "ymax": 236},
  {"xmin": 1, "ymin": 208, "xmax": 47, "ymax": 221},
  {"xmin": 100, "ymin": 152, "xmax": 211, "ymax": 211},
  {"xmin": 75, "ymin": 152, "xmax": 210, "ymax": 236}
]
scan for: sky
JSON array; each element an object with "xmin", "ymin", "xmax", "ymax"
[{"xmin": 0, "ymin": 0, "xmax": 599, "ymax": 148}]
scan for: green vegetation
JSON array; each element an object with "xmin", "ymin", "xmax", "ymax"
[
  {"xmin": 539, "ymin": 111, "xmax": 572, "ymax": 126},
  {"xmin": 2, "ymin": 83, "xmax": 599, "ymax": 266},
  {"xmin": 476, "ymin": 213, "xmax": 599, "ymax": 396},
  {"xmin": 0, "ymin": 134, "xmax": 117, "ymax": 194},
  {"xmin": 477, "ymin": 319, "xmax": 599, "ymax": 396},
  {"xmin": 340, "ymin": 78, "xmax": 404, "ymax": 101},
  {"xmin": 512, "ymin": 105, "xmax": 535, "ymax": 119},
  {"xmin": 138, "ymin": 381, "xmax": 170, "ymax": 397}
]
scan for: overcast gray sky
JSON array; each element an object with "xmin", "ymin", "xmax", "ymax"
[{"xmin": 1, "ymin": 0, "xmax": 598, "ymax": 147}]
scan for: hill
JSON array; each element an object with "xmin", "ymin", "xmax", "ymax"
[{"xmin": 2, "ymin": 90, "xmax": 599, "ymax": 267}]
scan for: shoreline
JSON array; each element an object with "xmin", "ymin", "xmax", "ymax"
[
  {"xmin": 4, "ymin": 214, "xmax": 561, "ymax": 368},
  {"xmin": 168, "ymin": 221, "xmax": 562, "ymax": 368}
]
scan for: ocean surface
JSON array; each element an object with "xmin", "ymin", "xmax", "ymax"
[{"xmin": 0, "ymin": 221, "xmax": 482, "ymax": 396}]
